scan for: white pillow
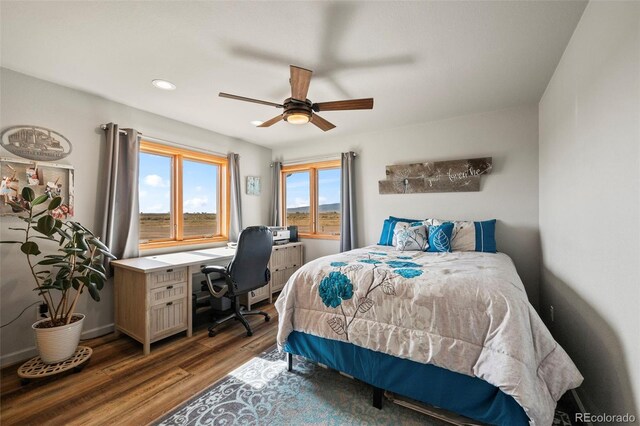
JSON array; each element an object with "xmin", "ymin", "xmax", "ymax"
[
  {"xmin": 431, "ymin": 219, "xmax": 475, "ymax": 251},
  {"xmin": 394, "ymin": 224, "xmax": 428, "ymax": 251}
]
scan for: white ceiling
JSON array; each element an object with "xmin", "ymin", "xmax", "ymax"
[{"xmin": 1, "ymin": 1, "xmax": 586, "ymax": 148}]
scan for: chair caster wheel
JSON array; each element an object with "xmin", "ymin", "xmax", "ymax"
[
  {"xmin": 208, "ymin": 330, "xmax": 216, "ymax": 337},
  {"xmin": 246, "ymin": 331, "xmax": 253, "ymax": 337},
  {"xmin": 265, "ymin": 315, "xmax": 271, "ymax": 322}
]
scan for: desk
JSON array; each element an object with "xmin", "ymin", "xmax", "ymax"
[{"xmin": 111, "ymin": 247, "xmax": 235, "ymax": 355}]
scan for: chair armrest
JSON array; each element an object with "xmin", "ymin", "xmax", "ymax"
[
  {"xmin": 201, "ymin": 265, "xmax": 228, "ymax": 275},
  {"xmin": 201, "ymin": 264, "xmax": 229, "ymax": 298}
]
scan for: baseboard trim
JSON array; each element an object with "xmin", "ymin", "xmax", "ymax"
[{"xmin": 0, "ymin": 323, "xmax": 114, "ymax": 368}]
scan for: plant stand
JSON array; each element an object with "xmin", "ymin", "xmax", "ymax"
[{"xmin": 17, "ymin": 346, "xmax": 92, "ymax": 385}]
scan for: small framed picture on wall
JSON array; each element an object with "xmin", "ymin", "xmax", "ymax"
[{"xmin": 246, "ymin": 176, "xmax": 261, "ymax": 195}]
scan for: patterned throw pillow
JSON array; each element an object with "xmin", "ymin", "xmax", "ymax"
[
  {"xmin": 393, "ymin": 225, "xmax": 428, "ymax": 252},
  {"xmin": 432, "ymin": 219, "xmax": 497, "ymax": 253},
  {"xmin": 378, "ymin": 216, "xmax": 420, "ymax": 246},
  {"xmin": 426, "ymin": 223, "xmax": 454, "ymax": 252}
]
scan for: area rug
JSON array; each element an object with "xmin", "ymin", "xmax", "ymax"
[
  {"xmin": 155, "ymin": 346, "xmax": 438, "ymax": 425},
  {"xmin": 155, "ymin": 346, "xmax": 577, "ymax": 426}
]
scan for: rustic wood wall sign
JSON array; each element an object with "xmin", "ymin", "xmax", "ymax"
[
  {"xmin": 1, "ymin": 126, "xmax": 72, "ymax": 161},
  {"xmin": 378, "ymin": 157, "xmax": 492, "ymax": 194}
]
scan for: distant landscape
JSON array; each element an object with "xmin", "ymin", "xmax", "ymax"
[
  {"xmin": 287, "ymin": 203, "xmax": 340, "ymax": 235},
  {"xmin": 140, "ymin": 213, "xmax": 217, "ymax": 242},
  {"xmin": 140, "ymin": 203, "xmax": 340, "ymax": 241}
]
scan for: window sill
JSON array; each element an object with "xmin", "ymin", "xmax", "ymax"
[
  {"xmin": 140, "ymin": 236, "xmax": 228, "ymax": 251},
  {"xmin": 299, "ymin": 234, "xmax": 340, "ymax": 241}
]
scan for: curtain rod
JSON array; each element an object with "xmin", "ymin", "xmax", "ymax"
[
  {"xmin": 100, "ymin": 124, "xmax": 229, "ymax": 158},
  {"xmin": 272, "ymin": 152, "xmax": 356, "ymax": 167}
]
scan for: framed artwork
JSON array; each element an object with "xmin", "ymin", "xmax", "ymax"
[
  {"xmin": 1, "ymin": 157, "xmax": 74, "ymax": 217},
  {"xmin": 246, "ymin": 176, "xmax": 261, "ymax": 195}
]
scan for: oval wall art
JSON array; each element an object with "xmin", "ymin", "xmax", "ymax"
[{"xmin": 1, "ymin": 126, "xmax": 72, "ymax": 161}]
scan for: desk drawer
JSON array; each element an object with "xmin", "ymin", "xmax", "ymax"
[
  {"xmin": 149, "ymin": 268, "xmax": 187, "ymax": 289},
  {"xmin": 150, "ymin": 298, "xmax": 187, "ymax": 340},
  {"xmin": 150, "ymin": 282, "xmax": 187, "ymax": 306}
]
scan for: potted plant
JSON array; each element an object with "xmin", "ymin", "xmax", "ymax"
[{"xmin": 1, "ymin": 187, "xmax": 115, "ymax": 364}]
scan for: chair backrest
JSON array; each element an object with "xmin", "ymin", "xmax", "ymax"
[{"xmin": 227, "ymin": 226, "xmax": 273, "ymax": 295}]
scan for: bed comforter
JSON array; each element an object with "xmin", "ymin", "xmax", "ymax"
[{"xmin": 275, "ymin": 245, "xmax": 583, "ymax": 425}]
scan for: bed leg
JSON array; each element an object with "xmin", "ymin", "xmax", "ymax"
[
  {"xmin": 286, "ymin": 352, "xmax": 293, "ymax": 372},
  {"xmin": 373, "ymin": 386, "xmax": 383, "ymax": 409}
]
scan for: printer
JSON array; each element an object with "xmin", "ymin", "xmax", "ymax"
[{"xmin": 267, "ymin": 226, "xmax": 290, "ymax": 245}]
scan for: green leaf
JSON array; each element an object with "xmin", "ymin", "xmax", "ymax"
[
  {"xmin": 88, "ymin": 237, "xmax": 110, "ymax": 252},
  {"xmin": 48, "ymin": 197, "xmax": 62, "ymax": 211},
  {"xmin": 7, "ymin": 201, "xmax": 26, "ymax": 212},
  {"xmin": 78, "ymin": 264, "xmax": 106, "ymax": 279},
  {"xmin": 21, "ymin": 241, "xmax": 41, "ymax": 256},
  {"xmin": 85, "ymin": 282, "xmax": 100, "ymax": 301},
  {"xmin": 97, "ymin": 248, "xmax": 117, "ymax": 260},
  {"xmin": 32, "ymin": 235, "xmax": 56, "ymax": 240},
  {"xmin": 31, "ymin": 194, "xmax": 49, "ymax": 206},
  {"xmin": 36, "ymin": 215, "xmax": 56, "ymax": 236},
  {"xmin": 74, "ymin": 234, "xmax": 89, "ymax": 251},
  {"xmin": 37, "ymin": 258, "xmax": 67, "ymax": 266},
  {"xmin": 21, "ymin": 187, "xmax": 35, "ymax": 202},
  {"xmin": 56, "ymin": 267, "xmax": 70, "ymax": 280}
]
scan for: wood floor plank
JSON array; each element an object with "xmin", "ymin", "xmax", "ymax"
[{"xmin": 0, "ymin": 301, "xmax": 279, "ymax": 426}]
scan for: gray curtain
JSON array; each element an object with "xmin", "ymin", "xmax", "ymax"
[
  {"xmin": 270, "ymin": 161, "xmax": 282, "ymax": 226},
  {"xmin": 340, "ymin": 152, "xmax": 356, "ymax": 252},
  {"xmin": 228, "ymin": 153, "xmax": 242, "ymax": 242},
  {"xmin": 102, "ymin": 123, "xmax": 140, "ymax": 273}
]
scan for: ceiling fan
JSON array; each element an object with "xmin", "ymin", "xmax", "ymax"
[{"xmin": 219, "ymin": 65, "xmax": 374, "ymax": 132}]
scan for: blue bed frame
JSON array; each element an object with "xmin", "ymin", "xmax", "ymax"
[{"xmin": 284, "ymin": 331, "xmax": 529, "ymax": 425}]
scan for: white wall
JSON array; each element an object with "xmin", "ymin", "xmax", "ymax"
[
  {"xmin": 539, "ymin": 1, "xmax": 639, "ymax": 418},
  {"xmin": 0, "ymin": 69, "xmax": 272, "ymax": 365},
  {"xmin": 274, "ymin": 104, "xmax": 540, "ymax": 307}
]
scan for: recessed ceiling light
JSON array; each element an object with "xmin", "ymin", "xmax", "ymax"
[
  {"xmin": 151, "ymin": 79, "xmax": 176, "ymax": 90},
  {"xmin": 250, "ymin": 120, "xmax": 264, "ymax": 126}
]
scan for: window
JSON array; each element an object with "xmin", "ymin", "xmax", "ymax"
[
  {"xmin": 139, "ymin": 141, "xmax": 228, "ymax": 248},
  {"xmin": 281, "ymin": 160, "xmax": 341, "ymax": 239}
]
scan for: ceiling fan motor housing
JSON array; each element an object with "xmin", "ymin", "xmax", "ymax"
[{"xmin": 283, "ymin": 97, "xmax": 312, "ymax": 122}]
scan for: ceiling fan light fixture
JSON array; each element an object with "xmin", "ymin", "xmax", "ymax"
[{"xmin": 286, "ymin": 112, "xmax": 310, "ymax": 125}]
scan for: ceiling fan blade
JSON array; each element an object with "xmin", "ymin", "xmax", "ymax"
[
  {"xmin": 257, "ymin": 115, "xmax": 283, "ymax": 127},
  {"xmin": 290, "ymin": 65, "xmax": 313, "ymax": 101},
  {"xmin": 219, "ymin": 92, "xmax": 283, "ymax": 108},
  {"xmin": 313, "ymin": 98, "xmax": 374, "ymax": 112},
  {"xmin": 310, "ymin": 114, "xmax": 336, "ymax": 132}
]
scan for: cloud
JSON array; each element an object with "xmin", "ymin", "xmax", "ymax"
[
  {"xmin": 142, "ymin": 203, "xmax": 166, "ymax": 213},
  {"xmin": 184, "ymin": 196, "xmax": 209, "ymax": 212},
  {"xmin": 139, "ymin": 190, "xmax": 148, "ymax": 198},
  {"xmin": 195, "ymin": 185, "xmax": 203, "ymax": 192},
  {"xmin": 287, "ymin": 197, "xmax": 310, "ymax": 208},
  {"xmin": 143, "ymin": 174, "xmax": 168, "ymax": 188}
]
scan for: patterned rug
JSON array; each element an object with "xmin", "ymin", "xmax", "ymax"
[
  {"xmin": 155, "ymin": 346, "xmax": 438, "ymax": 425},
  {"xmin": 155, "ymin": 346, "xmax": 577, "ymax": 426}
]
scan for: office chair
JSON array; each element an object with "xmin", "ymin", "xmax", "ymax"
[{"xmin": 200, "ymin": 226, "xmax": 273, "ymax": 337}]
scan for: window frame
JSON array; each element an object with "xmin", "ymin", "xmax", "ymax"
[
  {"xmin": 139, "ymin": 140, "xmax": 229, "ymax": 250},
  {"xmin": 281, "ymin": 160, "xmax": 341, "ymax": 240}
]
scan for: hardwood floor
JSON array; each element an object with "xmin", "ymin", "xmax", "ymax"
[{"xmin": 0, "ymin": 303, "xmax": 278, "ymax": 426}]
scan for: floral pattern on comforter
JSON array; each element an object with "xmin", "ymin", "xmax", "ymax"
[{"xmin": 275, "ymin": 245, "xmax": 583, "ymax": 426}]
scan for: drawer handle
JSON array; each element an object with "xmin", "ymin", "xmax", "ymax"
[
  {"xmin": 166, "ymin": 301, "xmax": 173, "ymax": 306},
  {"xmin": 251, "ymin": 291, "xmax": 255, "ymax": 297},
  {"xmin": 166, "ymin": 268, "xmax": 174, "ymax": 273},
  {"xmin": 166, "ymin": 285, "xmax": 174, "ymax": 290}
]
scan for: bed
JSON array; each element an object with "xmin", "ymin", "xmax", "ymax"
[{"xmin": 275, "ymin": 245, "xmax": 583, "ymax": 425}]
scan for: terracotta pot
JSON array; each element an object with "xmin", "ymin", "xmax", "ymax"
[{"xmin": 32, "ymin": 314, "xmax": 84, "ymax": 364}]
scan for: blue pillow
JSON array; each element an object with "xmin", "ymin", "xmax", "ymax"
[
  {"xmin": 389, "ymin": 215, "xmax": 420, "ymax": 222},
  {"xmin": 427, "ymin": 223, "xmax": 454, "ymax": 252},
  {"xmin": 474, "ymin": 219, "xmax": 497, "ymax": 253},
  {"xmin": 378, "ymin": 217, "xmax": 420, "ymax": 246}
]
